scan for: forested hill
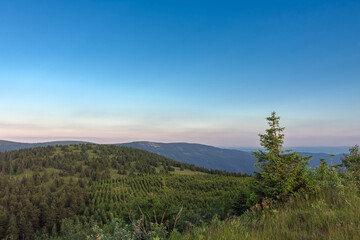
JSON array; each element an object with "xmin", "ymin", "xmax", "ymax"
[
  {"xmin": 0, "ymin": 140, "xmax": 344, "ymax": 174},
  {"xmin": 120, "ymin": 141, "xmax": 258, "ymax": 174},
  {"xmin": 0, "ymin": 144, "xmax": 247, "ymax": 239},
  {"xmin": 0, "ymin": 144, "xmax": 244, "ymax": 178},
  {"xmin": 0, "ymin": 140, "xmax": 257, "ymax": 173}
]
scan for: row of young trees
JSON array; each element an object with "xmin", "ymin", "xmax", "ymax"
[
  {"xmin": 86, "ymin": 174, "xmax": 244, "ymax": 225},
  {"xmin": 0, "ymin": 173, "xmax": 244, "ymax": 239}
]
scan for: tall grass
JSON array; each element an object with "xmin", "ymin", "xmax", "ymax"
[{"xmin": 171, "ymin": 174, "xmax": 360, "ymax": 240}]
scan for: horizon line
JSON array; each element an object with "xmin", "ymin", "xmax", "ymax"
[{"xmin": 0, "ymin": 138, "xmax": 352, "ymax": 148}]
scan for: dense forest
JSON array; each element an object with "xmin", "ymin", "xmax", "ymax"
[{"xmin": 0, "ymin": 144, "xmax": 247, "ymax": 239}]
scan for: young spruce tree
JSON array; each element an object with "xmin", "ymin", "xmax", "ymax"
[{"xmin": 253, "ymin": 112, "xmax": 311, "ymax": 200}]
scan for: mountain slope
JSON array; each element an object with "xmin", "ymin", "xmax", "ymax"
[
  {"xmin": 0, "ymin": 140, "xmax": 258, "ymax": 173},
  {"xmin": 298, "ymin": 152, "xmax": 342, "ymax": 168},
  {"xmin": 120, "ymin": 141, "xmax": 258, "ymax": 174}
]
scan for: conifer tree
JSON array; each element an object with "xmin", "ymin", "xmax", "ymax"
[{"xmin": 253, "ymin": 112, "xmax": 311, "ymax": 200}]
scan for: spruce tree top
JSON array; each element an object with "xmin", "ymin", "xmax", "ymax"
[{"xmin": 259, "ymin": 111, "xmax": 285, "ymax": 156}]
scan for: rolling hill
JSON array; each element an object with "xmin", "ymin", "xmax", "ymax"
[{"xmin": 0, "ymin": 140, "xmax": 346, "ymax": 174}]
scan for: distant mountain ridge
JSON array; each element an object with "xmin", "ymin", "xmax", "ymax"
[
  {"xmin": 0, "ymin": 140, "xmax": 90, "ymax": 152},
  {"xmin": 120, "ymin": 141, "xmax": 258, "ymax": 174},
  {"xmin": 0, "ymin": 140, "xmax": 346, "ymax": 174},
  {"xmin": 298, "ymin": 152, "xmax": 343, "ymax": 168},
  {"xmin": 119, "ymin": 142, "xmax": 345, "ymax": 173}
]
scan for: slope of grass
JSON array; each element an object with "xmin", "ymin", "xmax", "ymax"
[{"xmin": 172, "ymin": 183, "xmax": 360, "ymax": 240}]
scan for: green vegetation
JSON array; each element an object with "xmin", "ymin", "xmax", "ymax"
[
  {"xmin": 340, "ymin": 145, "xmax": 360, "ymax": 178},
  {"xmin": 172, "ymin": 157, "xmax": 360, "ymax": 240},
  {"xmin": 0, "ymin": 144, "xmax": 247, "ymax": 239},
  {"xmin": 172, "ymin": 113, "xmax": 360, "ymax": 240}
]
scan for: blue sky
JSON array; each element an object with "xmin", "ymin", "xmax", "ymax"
[{"xmin": 0, "ymin": 0, "xmax": 359, "ymax": 146}]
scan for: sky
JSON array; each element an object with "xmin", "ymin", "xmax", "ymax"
[{"xmin": 0, "ymin": 0, "xmax": 359, "ymax": 147}]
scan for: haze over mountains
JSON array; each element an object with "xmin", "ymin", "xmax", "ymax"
[{"xmin": 0, "ymin": 140, "xmax": 345, "ymax": 174}]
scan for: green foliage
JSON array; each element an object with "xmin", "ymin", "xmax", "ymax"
[
  {"xmin": 312, "ymin": 159, "xmax": 346, "ymax": 194},
  {"xmin": 0, "ymin": 144, "xmax": 247, "ymax": 239},
  {"xmin": 45, "ymin": 158, "xmax": 360, "ymax": 240},
  {"xmin": 341, "ymin": 145, "xmax": 360, "ymax": 178},
  {"xmin": 176, "ymin": 162, "xmax": 360, "ymax": 240},
  {"xmin": 252, "ymin": 112, "xmax": 312, "ymax": 200},
  {"xmin": 231, "ymin": 185, "xmax": 258, "ymax": 216},
  {"xmin": 85, "ymin": 174, "xmax": 245, "ymax": 231}
]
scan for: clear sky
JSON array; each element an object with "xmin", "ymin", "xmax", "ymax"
[{"xmin": 1, "ymin": 0, "xmax": 359, "ymax": 147}]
